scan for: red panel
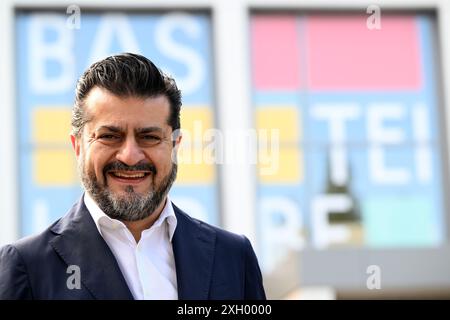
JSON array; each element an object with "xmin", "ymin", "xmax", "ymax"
[
  {"xmin": 307, "ymin": 15, "xmax": 422, "ymax": 90},
  {"xmin": 251, "ymin": 16, "xmax": 301, "ymax": 90}
]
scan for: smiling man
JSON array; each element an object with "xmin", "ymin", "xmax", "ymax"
[{"xmin": 0, "ymin": 53, "xmax": 266, "ymax": 300}]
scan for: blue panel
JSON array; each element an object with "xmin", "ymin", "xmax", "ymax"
[
  {"xmin": 16, "ymin": 12, "xmax": 218, "ymax": 236},
  {"xmin": 253, "ymin": 14, "xmax": 445, "ymax": 271}
]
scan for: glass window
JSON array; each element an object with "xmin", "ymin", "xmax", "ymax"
[
  {"xmin": 251, "ymin": 13, "xmax": 446, "ymax": 274},
  {"xmin": 16, "ymin": 11, "xmax": 219, "ymax": 236}
]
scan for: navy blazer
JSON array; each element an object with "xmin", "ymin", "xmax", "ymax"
[{"xmin": 0, "ymin": 196, "xmax": 266, "ymax": 300}]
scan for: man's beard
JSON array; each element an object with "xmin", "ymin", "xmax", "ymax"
[{"xmin": 79, "ymin": 159, "xmax": 177, "ymax": 222}]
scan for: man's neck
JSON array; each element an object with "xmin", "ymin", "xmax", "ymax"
[{"xmin": 122, "ymin": 197, "xmax": 167, "ymax": 243}]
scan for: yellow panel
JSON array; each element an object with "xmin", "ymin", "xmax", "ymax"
[
  {"xmin": 259, "ymin": 147, "xmax": 303, "ymax": 184},
  {"xmin": 34, "ymin": 108, "xmax": 72, "ymax": 144},
  {"xmin": 33, "ymin": 149, "xmax": 77, "ymax": 186},
  {"xmin": 176, "ymin": 148, "xmax": 215, "ymax": 184},
  {"xmin": 180, "ymin": 107, "xmax": 213, "ymax": 142},
  {"xmin": 256, "ymin": 107, "xmax": 300, "ymax": 142}
]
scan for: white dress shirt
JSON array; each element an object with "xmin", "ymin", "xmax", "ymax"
[{"xmin": 84, "ymin": 193, "xmax": 178, "ymax": 300}]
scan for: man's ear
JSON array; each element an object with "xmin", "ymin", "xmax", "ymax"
[
  {"xmin": 170, "ymin": 131, "xmax": 182, "ymax": 165},
  {"xmin": 174, "ymin": 133, "xmax": 182, "ymax": 148},
  {"xmin": 71, "ymin": 134, "xmax": 81, "ymax": 157},
  {"xmin": 172, "ymin": 133, "xmax": 182, "ymax": 153},
  {"xmin": 172, "ymin": 129, "xmax": 182, "ymax": 149}
]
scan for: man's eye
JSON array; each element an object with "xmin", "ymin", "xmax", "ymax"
[
  {"xmin": 141, "ymin": 135, "xmax": 162, "ymax": 145},
  {"xmin": 99, "ymin": 134, "xmax": 119, "ymax": 140},
  {"xmin": 143, "ymin": 135, "xmax": 160, "ymax": 141}
]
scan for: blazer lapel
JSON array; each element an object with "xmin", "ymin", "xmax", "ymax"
[
  {"xmin": 172, "ymin": 204, "xmax": 216, "ymax": 300},
  {"xmin": 49, "ymin": 196, "xmax": 134, "ymax": 300}
]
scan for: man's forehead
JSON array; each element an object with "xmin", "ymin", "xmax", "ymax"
[
  {"xmin": 84, "ymin": 86, "xmax": 170, "ymax": 112},
  {"xmin": 82, "ymin": 87, "xmax": 171, "ymax": 129}
]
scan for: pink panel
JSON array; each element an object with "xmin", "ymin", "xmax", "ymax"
[
  {"xmin": 307, "ymin": 15, "xmax": 422, "ymax": 91},
  {"xmin": 251, "ymin": 16, "xmax": 301, "ymax": 90}
]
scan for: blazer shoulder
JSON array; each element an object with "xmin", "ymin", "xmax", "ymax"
[
  {"xmin": 5, "ymin": 218, "xmax": 62, "ymax": 266},
  {"xmin": 172, "ymin": 202, "xmax": 253, "ymax": 256},
  {"xmin": 9, "ymin": 197, "xmax": 82, "ymax": 262},
  {"xmin": 172, "ymin": 205, "xmax": 266, "ymax": 299},
  {"xmin": 0, "ymin": 243, "xmax": 34, "ymax": 299}
]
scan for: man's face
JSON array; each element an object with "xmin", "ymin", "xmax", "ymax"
[{"xmin": 71, "ymin": 87, "xmax": 181, "ymax": 221}]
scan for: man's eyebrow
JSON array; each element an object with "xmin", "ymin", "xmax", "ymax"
[
  {"xmin": 135, "ymin": 127, "xmax": 164, "ymax": 134},
  {"xmin": 96, "ymin": 125, "xmax": 124, "ymax": 133}
]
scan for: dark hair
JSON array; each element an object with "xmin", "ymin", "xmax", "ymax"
[{"xmin": 72, "ymin": 53, "xmax": 181, "ymax": 137}]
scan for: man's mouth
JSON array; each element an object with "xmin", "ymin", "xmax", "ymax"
[
  {"xmin": 108, "ymin": 171, "xmax": 152, "ymax": 183},
  {"xmin": 102, "ymin": 161, "xmax": 157, "ymax": 185}
]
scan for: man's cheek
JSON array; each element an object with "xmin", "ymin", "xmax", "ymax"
[
  {"xmin": 91, "ymin": 163, "xmax": 105, "ymax": 185},
  {"xmin": 101, "ymin": 169, "xmax": 109, "ymax": 186}
]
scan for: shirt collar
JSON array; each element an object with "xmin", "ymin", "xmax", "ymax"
[{"xmin": 84, "ymin": 192, "xmax": 177, "ymax": 242}]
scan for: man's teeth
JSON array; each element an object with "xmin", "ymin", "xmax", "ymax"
[{"xmin": 112, "ymin": 172, "xmax": 146, "ymax": 178}]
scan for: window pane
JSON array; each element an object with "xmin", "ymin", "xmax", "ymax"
[
  {"xmin": 251, "ymin": 13, "xmax": 446, "ymax": 274},
  {"xmin": 16, "ymin": 11, "xmax": 219, "ymax": 236}
]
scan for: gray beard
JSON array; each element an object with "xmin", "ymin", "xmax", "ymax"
[{"xmin": 79, "ymin": 160, "xmax": 177, "ymax": 222}]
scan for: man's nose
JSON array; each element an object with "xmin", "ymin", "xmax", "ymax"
[{"xmin": 116, "ymin": 137, "xmax": 145, "ymax": 166}]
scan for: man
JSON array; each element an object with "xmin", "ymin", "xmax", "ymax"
[{"xmin": 0, "ymin": 53, "xmax": 266, "ymax": 300}]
